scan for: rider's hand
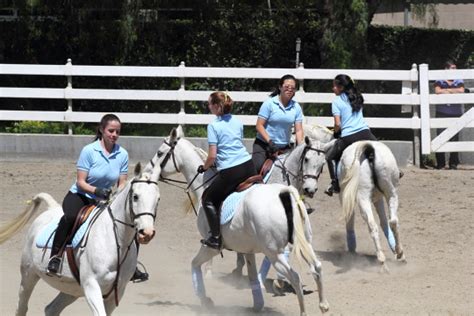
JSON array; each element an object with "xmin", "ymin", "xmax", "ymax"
[
  {"xmin": 197, "ymin": 165, "xmax": 207, "ymax": 174},
  {"xmin": 267, "ymin": 140, "xmax": 279, "ymax": 155},
  {"xmin": 333, "ymin": 130, "xmax": 341, "ymax": 139},
  {"xmin": 94, "ymin": 187, "xmax": 112, "ymax": 199}
]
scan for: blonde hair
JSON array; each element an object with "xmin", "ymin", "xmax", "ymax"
[{"xmin": 209, "ymin": 91, "xmax": 233, "ymax": 115}]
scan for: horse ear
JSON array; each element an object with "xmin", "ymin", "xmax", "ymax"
[
  {"xmin": 176, "ymin": 125, "xmax": 184, "ymax": 138},
  {"xmin": 134, "ymin": 162, "xmax": 142, "ymax": 177},
  {"xmin": 304, "ymin": 136, "xmax": 312, "ymax": 147},
  {"xmin": 170, "ymin": 127, "xmax": 177, "ymax": 140},
  {"xmin": 323, "ymin": 139, "xmax": 336, "ymax": 152}
]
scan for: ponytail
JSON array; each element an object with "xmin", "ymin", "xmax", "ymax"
[{"xmin": 334, "ymin": 74, "xmax": 364, "ymax": 112}]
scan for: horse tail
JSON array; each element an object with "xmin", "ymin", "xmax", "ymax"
[
  {"xmin": 279, "ymin": 186, "xmax": 317, "ymax": 265},
  {"xmin": 0, "ymin": 193, "xmax": 60, "ymax": 244},
  {"xmin": 340, "ymin": 141, "xmax": 374, "ymax": 224}
]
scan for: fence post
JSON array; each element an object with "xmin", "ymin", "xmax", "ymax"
[
  {"xmin": 410, "ymin": 63, "xmax": 421, "ymax": 167},
  {"xmin": 65, "ymin": 58, "xmax": 73, "ymax": 135},
  {"xmin": 178, "ymin": 61, "xmax": 186, "ymax": 130},
  {"xmin": 419, "ymin": 63, "xmax": 431, "ymax": 155}
]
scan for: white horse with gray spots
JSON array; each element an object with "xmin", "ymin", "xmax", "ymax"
[
  {"xmin": 305, "ymin": 124, "xmax": 405, "ymax": 271},
  {"xmin": 150, "ymin": 126, "xmax": 329, "ymax": 315},
  {"xmin": 0, "ymin": 163, "xmax": 160, "ymax": 316}
]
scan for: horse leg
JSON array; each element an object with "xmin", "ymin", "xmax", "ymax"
[
  {"xmin": 204, "ymin": 257, "xmax": 213, "ymax": 279},
  {"xmin": 231, "ymin": 252, "xmax": 245, "ymax": 278},
  {"xmin": 82, "ymin": 278, "xmax": 107, "ymax": 316},
  {"xmin": 16, "ymin": 266, "xmax": 40, "ymax": 316},
  {"xmin": 386, "ymin": 192, "xmax": 405, "ymax": 261},
  {"xmin": 301, "ymin": 247, "xmax": 330, "ymax": 313},
  {"xmin": 345, "ymin": 210, "xmax": 357, "ymax": 253},
  {"xmin": 374, "ymin": 198, "xmax": 396, "ymax": 253},
  {"xmin": 358, "ymin": 197, "xmax": 387, "ymax": 272},
  {"xmin": 44, "ymin": 292, "xmax": 78, "ymax": 316},
  {"xmin": 191, "ymin": 246, "xmax": 218, "ymax": 309},
  {"xmin": 244, "ymin": 253, "xmax": 264, "ymax": 312},
  {"xmin": 270, "ymin": 253, "xmax": 307, "ymax": 316}
]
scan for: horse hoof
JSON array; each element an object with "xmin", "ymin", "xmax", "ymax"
[
  {"xmin": 272, "ymin": 279, "xmax": 285, "ymax": 296},
  {"xmin": 231, "ymin": 268, "xmax": 242, "ymax": 279},
  {"xmin": 319, "ymin": 300, "xmax": 330, "ymax": 313},
  {"xmin": 379, "ymin": 263, "xmax": 390, "ymax": 274},
  {"xmin": 201, "ymin": 297, "xmax": 214, "ymax": 309}
]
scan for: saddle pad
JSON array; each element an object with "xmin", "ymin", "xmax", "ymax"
[
  {"xmin": 263, "ymin": 163, "xmax": 275, "ymax": 183},
  {"xmin": 36, "ymin": 206, "xmax": 100, "ymax": 249},
  {"xmin": 220, "ymin": 184, "xmax": 261, "ymax": 225}
]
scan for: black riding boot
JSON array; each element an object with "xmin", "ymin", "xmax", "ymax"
[
  {"xmin": 130, "ymin": 242, "xmax": 149, "ymax": 283},
  {"xmin": 47, "ymin": 217, "xmax": 70, "ymax": 274},
  {"xmin": 324, "ymin": 159, "xmax": 340, "ymax": 196},
  {"xmin": 201, "ymin": 201, "xmax": 222, "ymax": 250}
]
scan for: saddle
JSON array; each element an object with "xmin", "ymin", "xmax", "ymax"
[{"xmin": 236, "ymin": 174, "xmax": 263, "ymax": 192}]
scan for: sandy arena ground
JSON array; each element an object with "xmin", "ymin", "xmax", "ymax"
[{"xmin": 1, "ymin": 160, "xmax": 473, "ymax": 315}]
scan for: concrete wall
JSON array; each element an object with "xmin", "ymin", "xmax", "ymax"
[
  {"xmin": 372, "ymin": 1, "xmax": 474, "ymax": 30},
  {"xmin": 0, "ymin": 134, "xmax": 414, "ymax": 167}
]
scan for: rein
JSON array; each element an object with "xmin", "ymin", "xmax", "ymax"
[
  {"xmin": 104, "ymin": 178, "xmax": 159, "ymax": 306},
  {"xmin": 274, "ymin": 145, "xmax": 325, "ymax": 185},
  {"xmin": 157, "ymin": 138, "xmax": 218, "ymax": 216}
]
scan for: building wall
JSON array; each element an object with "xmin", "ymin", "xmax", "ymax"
[{"xmin": 372, "ymin": 1, "xmax": 474, "ymax": 31}]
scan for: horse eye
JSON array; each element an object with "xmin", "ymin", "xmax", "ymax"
[
  {"xmin": 133, "ymin": 194, "xmax": 139, "ymax": 202},
  {"xmin": 304, "ymin": 157, "xmax": 309, "ymax": 163},
  {"xmin": 157, "ymin": 151, "xmax": 163, "ymax": 158}
]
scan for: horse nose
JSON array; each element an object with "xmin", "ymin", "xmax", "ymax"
[
  {"xmin": 304, "ymin": 187, "xmax": 316, "ymax": 198},
  {"xmin": 137, "ymin": 228, "xmax": 155, "ymax": 244}
]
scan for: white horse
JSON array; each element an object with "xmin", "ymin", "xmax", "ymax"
[
  {"xmin": 152, "ymin": 127, "xmax": 329, "ymax": 315},
  {"xmin": 327, "ymin": 139, "xmax": 406, "ymax": 271},
  {"xmin": 0, "ymin": 163, "xmax": 160, "ymax": 316}
]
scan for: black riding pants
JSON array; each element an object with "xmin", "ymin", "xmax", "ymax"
[
  {"xmin": 326, "ymin": 129, "xmax": 377, "ymax": 181},
  {"xmin": 203, "ymin": 159, "xmax": 257, "ymax": 214},
  {"xmin": 51, "ymin": 191, "xmax": 94, "ymax": 257}
]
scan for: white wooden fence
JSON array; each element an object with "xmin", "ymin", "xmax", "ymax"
[{"xmin": 1, "ymin": 60, "xmax": 473, "ymax": 164}]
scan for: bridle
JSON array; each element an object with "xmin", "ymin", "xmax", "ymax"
[
  {"xmin": 159, "ymin": 140, "xmax": 181, "ymax": 173},
  {"xmin": 276, "ymin": 144, "xmax": 325, "ymax": 184},
  {"xmin": 299, "ymin": 145, "xmax": 326, "ymax": 181}
]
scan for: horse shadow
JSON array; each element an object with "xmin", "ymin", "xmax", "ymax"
[
  {"xmin": 217, "ymin": 272, "xmax": 314, "ymax": 297},
  {"xmin": 144, "ymin": 299, "xmax": 285, "ymax": 315},
  {"xmin": 316, "ymin": 250, "xmax": 380, "ymax": 274}
]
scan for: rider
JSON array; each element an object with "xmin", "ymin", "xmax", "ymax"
[
  {"xmin": 47, "ymin": 114, "xmax": 147, "ymax": 282},
  {"xmin": 197, "ymin": 91, "xmax": 258, "ymax": 250},
  {"xmin": 325, "ymin": 74, "xmax": 377, "ymax": 196},
  {"xmin": 252, "ymin": 74, "xmax": 304, "ymax": 173}
]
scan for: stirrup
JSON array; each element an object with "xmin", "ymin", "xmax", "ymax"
[
  {"xmin": 200, "ymin": 236, "xmax": 222, "ymax": 250},
  {"xmin": 46, "ymin": 256, "xmax": 62, "ymax": 276},
  {"xmin": 130, "ymin": 262, "xmax": 149, "ymax": 283}
]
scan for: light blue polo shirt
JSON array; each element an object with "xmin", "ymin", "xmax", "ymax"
[
  {"xmin": 332, "ymin": 93, "xmax": 369, "ymax": 137},
  {"xmin": 207, "ymin": 114, "xmax": 251, "ymax": 171},
  {"xmin": 256, "ymin": 95, "xmax": 303, "ymax": 146},
  {"xmin": 70, "ymin": 140, "xmax": 129, "ymax": 199}
]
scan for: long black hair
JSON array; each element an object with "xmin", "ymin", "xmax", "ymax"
[
  {"xmin": 94, "ymin": 114, "xmax": 121, "ymax": 141},
  {"xmin": 334, "ymin": 74, "xmax": 364, "ymax": 112},
  {"xmin": 270, "ymin": 74, "xmax": 298, "ymax": 97}
]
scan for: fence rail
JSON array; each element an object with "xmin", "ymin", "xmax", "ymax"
[{"xmin": 1, "ymin": 61, "xmax": 473, "ymax": 166}]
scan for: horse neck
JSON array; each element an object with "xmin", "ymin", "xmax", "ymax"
[
  {"xmin": 176, "ymin": 140, "xmax": 207, "ymax": 196},
  {"xmin": 107, "ymin": 181, "xmax": 136, "ymax": 242},
  {"xmin": 279, "ymin": 145, "xmax": 305, "ymax": 188}
]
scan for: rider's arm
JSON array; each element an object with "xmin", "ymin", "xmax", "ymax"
[
  {"xmin": 203, "ymin": 145, "xmax": 217, "ymax": 170},
  {"xmin": 333, "ymin": 115, "xmax": 341, "ymax": 133},
  {"xmin": 256, "ymin": 118, "xmax": 271, "ymax": 143},
  {"xmin": 76, "ymin": 170, "xmax": 97, "ymax": 194},
  {"xmin": 294, "ymin": 122, "xmax": 304, "ymax": 145},
  {"xmin": 117, "ymin": 174, "xmax": 128, "ymax": 190}
]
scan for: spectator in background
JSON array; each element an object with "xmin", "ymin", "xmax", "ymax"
[{"xmin": 434, "ymin": 61, "xmax": 464, "ymax": 170}]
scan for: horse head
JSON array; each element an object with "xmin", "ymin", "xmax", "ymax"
[
  {"xmin": 299, "ymin": 136, "xmax": 326, "ymax": 198},
  {"xmin": 129, "ymin": 162, "xmax": 161, "ymax": 244}
]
